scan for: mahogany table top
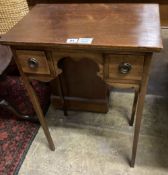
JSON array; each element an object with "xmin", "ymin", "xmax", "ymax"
[{"xmin": 0, "ymin": 3, "xmax": 163, "ymax": 52}]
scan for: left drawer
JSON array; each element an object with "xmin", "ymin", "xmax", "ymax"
[{"xmin": 15, "ymin": 50, "xmax": 51, "ymax": 75}]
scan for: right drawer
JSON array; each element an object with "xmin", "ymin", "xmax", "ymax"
[{"xmin": 108, "ymin": 54, "xmax": 144, "ymax": 80}]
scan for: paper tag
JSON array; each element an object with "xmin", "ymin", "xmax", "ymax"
[
  {"xmin": 66, "ymin": 38, "xmax": 78, "ymax": 44},
  {"xmin": 78, "ymin": 38, "xmax": 93, "ymax": 44}
]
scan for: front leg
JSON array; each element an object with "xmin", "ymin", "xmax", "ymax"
[
  {"xmin": 22, "ymin": 75, "xmax": 55, "ymax": 151},
  {"xmin": 12, "ymin": 49, "xmax": 55, "ymax": 151},
  {"xmin": 131, "ymin": 54, "xmax": 152, "ymax": 167}
]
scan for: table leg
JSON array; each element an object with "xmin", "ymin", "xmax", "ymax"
[
  {"xmin": 58, "ymin": 75, "xmax": 68, "ymax": 116},
  {"xmin": 12, "ymin": 49, "xmax": 55, "ymax": 151},
  {"xmin": 23, "ymin": 76, "xmax": 55, "ymax": 150},
  {"xmin": 129, "ymin": 88, "xmax": 139, "ymax": 126},
  {"xmin": 131, "ymin": 54, "xmax": 152, "ymax": 167}
]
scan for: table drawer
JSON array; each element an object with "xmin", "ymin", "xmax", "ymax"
[
  {"xmin": 16, "ymin": 50, "xmax": 50, "ymax": 75},
  {"xmin": 108, "ymin": 54, "xmax": 144, "ymax": 80}
]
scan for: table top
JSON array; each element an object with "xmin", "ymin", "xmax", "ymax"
[{"xmin": 0, "ymin": 3, "xmax": 163, "ymax": 52}]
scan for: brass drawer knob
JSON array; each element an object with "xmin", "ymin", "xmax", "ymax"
[
  {"xmin": 119, "ymin": 62, "xmax": 132, "ymax": 74},
  {"xmin": 28, "ymin": 58, "xmax": 38, "ymax": 68}
]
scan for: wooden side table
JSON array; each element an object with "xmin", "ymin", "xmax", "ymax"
[{"xmin": 0, "ymin": 4, "xmax": 162, "ymax": 167}]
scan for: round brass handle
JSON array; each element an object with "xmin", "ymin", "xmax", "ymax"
[
  {"xmin": 28, "ymin": 58, "xmax": 38, "ymax": 68},
  {"xmin": 119, "ymin": 62, "xmax": 132, "ymax": 74}
]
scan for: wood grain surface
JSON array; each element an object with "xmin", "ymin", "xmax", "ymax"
[{"xmin": 0, "ymin": 4, "xmax": 162, "ymax": 52}]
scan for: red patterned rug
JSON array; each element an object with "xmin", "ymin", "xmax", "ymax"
[{"xmin": 0, "ymin": 107, "xmax": 39, "ymax": 175}]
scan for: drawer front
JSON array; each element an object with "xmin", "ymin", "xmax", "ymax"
[
  {"xmin": 16, "ymin": 50, "xmax": 50, "ymax": 75},
  {"xmin": 108, "ymin": 54, "xmax": 144, "ymax": 80}
]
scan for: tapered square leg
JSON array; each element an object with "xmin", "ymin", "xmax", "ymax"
[
  {"xmin": 58, "ymin": 75, "xmax": 68, "ymax": 116},
  {"xmin": 131, "ymin": 54, "xmax": 152, "ymax": 167},
  {"xmin": 12, "ymin": 49, "xmax": 55, "ymax": 151},
  {"xmin": 129, "ymin": 88, "xmax": 139, "ymax": 126},
  {"xmin": 22, "ymin": 76, "xmax": 55, "ymax": 150}
]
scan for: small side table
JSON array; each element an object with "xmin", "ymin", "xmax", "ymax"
[{"xmin": 0, "ymin": 4, "xmax": 163, "ymax": 167}]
